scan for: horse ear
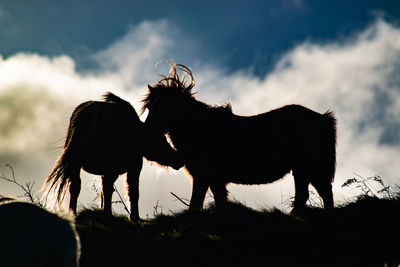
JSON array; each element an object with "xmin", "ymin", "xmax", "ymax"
[
  {"xmin": 148, "ymin": 84, "xmax": 154, "ymax": 90},
  {"xmin": 183, "ymin": 87, "xmax": 192, "ymax": 94}
]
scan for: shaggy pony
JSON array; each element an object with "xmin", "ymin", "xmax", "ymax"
[
  {"xmin": 143, "ymin": 64, "xmax": 336, "ymax": 213},
  {"xmin": 43, "ymin": 93, "xmax": 183, "ymax": 221}
]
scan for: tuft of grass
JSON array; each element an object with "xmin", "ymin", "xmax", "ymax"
[{"xmin": 341, "ymin": 173, "xmax": 399, "ymax": 200}]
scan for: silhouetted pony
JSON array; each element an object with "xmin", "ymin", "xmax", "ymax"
[
  {"xmin": 43, "ymin": 92, "xmax": 184, "ymax": 221},
  {"xmin": 143, "ymin": 64, "xmax": 337, "ymax": 214}
]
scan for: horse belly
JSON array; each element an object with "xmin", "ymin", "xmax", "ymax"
[
  {"xmin": 82, "ymin": 150, "xmax": 136, "ymax": 175},
  {"xmin": 82, "ymin": 161, "xmax": 127, "ymax": 176},
  {"xmin": 83, "ymin": 129, "xmax": 141, "ymax": 174},
  {"xmin": 216, "ymin": 151, "xmax": 291, "ymax": 185},
  {"xmin": 227, "ymin": 165, "xmax": 290, "ymax": 185}
]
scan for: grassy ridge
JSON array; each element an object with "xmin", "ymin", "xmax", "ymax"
[{"xmin": 76, "ymin": 197, "xmax": 400, "ymax": 267}]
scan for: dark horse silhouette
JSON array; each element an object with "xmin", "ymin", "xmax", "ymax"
[
  {"xmin": 43, "ymin": 92, "xmax": 184, "ymax": 221},
  {"xmin": 142, "ymin": 64, "xmax": 337, "ymax": 213}
]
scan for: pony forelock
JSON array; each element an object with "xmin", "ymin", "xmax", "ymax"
[
  {"xmin": 141, "ymin": 63, "xmax": 195, "ymax": 114},
  {"xmin": 156, "ymin": 63, "xmax": 195, "ymax": 93}
]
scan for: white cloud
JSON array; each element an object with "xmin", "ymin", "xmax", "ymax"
[
  {"xmin": 93, "ymin": 20, "xmax": 173, "ymax": 90},
  {"xmin": 0, "ymin": 19, "xmax": 399, "ymax": 216}
]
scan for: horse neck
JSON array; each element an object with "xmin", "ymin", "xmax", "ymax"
[{"xmin": 167, "ymin": 99, "xmax": 217, "ymax": 151}]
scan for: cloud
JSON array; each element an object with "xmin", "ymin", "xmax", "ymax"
[
  {"xmin": 1, "ymin": 18, "xmax": 399, "ymax": 216},
  {"xmin": 92, "ymin": 20, "xmax": 173, "ymax": 90}
]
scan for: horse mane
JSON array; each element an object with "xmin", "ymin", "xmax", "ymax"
[
  {"xmin": 152, "ymin": 63, "xmax": 195, "ymax": 94},
  {"xmin": 142, "ymin": 64, "xmax": 234, "ymax": 115},
  {"xmin": 141, "ymin": 64, "xmax": 196, "ymax": 115},
  {"xmin": 213, "ymin": 102, "xmax": 233, "ymax": 113}
]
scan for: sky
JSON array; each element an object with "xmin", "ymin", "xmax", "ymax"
[{"xmin": 0, "ymin": 0, "xmax": 400, "ymax": 217}]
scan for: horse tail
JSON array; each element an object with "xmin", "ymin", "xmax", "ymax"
[
  {"xmin": 43, "ymin": 129, "xmax": 76, "ymax": 206},
  {"xmin": 43, "ymin": 103, "xmax": 90, "ymax": 207},
  {"xmin": 321, "ymin": 110, "xmax": 337, "ymax": 182}
]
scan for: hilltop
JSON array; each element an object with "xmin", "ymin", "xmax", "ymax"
[{"xmin": 76, "ymin": 197, "xmax": 400, "ymax": 267}]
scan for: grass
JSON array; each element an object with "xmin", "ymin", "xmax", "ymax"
[{"xmin": 76, "ymin": 197, "xmax": 400, "ymax": 267}]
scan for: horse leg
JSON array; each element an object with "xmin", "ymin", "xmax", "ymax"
[
  {"xmin": 292, "ymin": 172, "xmax": 310, "ymax": 215},
  {"xmin": 189, "ymin": 178, "xmax": 209, "ymax": 210},
  {"xmin": 69, "ymin": 168, "xmax": 81, "ymax": 214},
  {"xmin": 311, "ymin": 178, "xmax": 334, "ymax": 210},
  {"xmin": 101, "ymin": 174, "xmax": 118, "ymax": 216},
  {"xmin": 210, "ymin": 182, "xmax": 228, "ymax": 207},
  {"xmin": 126, "ymin": 158, "xmax": 142, "ymax": 221}
]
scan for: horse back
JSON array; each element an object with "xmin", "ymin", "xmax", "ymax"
[
  {"xmin": 233, "ymin": 104, "xmax": 330, "ymax": 147},
  {"xmin": 183, "ymin": 104, "xmax": 336, "ymax": 183},
  {"xmin": 67, "ymin": 98, "xmax": 143, "ymax": 174}
]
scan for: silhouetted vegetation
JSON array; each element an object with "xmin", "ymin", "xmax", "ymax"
[
  {"xmin": 76, "ymin": 196, "xmax": 400, "ymax": 267},
  {"xmin": 0, "ymin": 164, "xmax": 42, "ymax": 205}
]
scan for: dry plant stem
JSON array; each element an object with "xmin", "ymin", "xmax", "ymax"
[
  {"xmin": 342, "ymin": 173, "xmax": 397, "ymax": 200},
  {"xmin": 153, "ymin": 200, "xmax": 163, "ymax": 216},
  {"xmin": 170, "ymin": 192, "xmax": 189, "ymax": 207},
  {"xmin": 113, "ymin": 184, "xmax": 131, "ymax": 215},
  {"xmin": 0, "ymin": 164, "xmax": 39, "ymax": 204}
]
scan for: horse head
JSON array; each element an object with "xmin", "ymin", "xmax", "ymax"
[{"xmin": 142, "ymin": 64, "xmax": 195, "ymax": 134}]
